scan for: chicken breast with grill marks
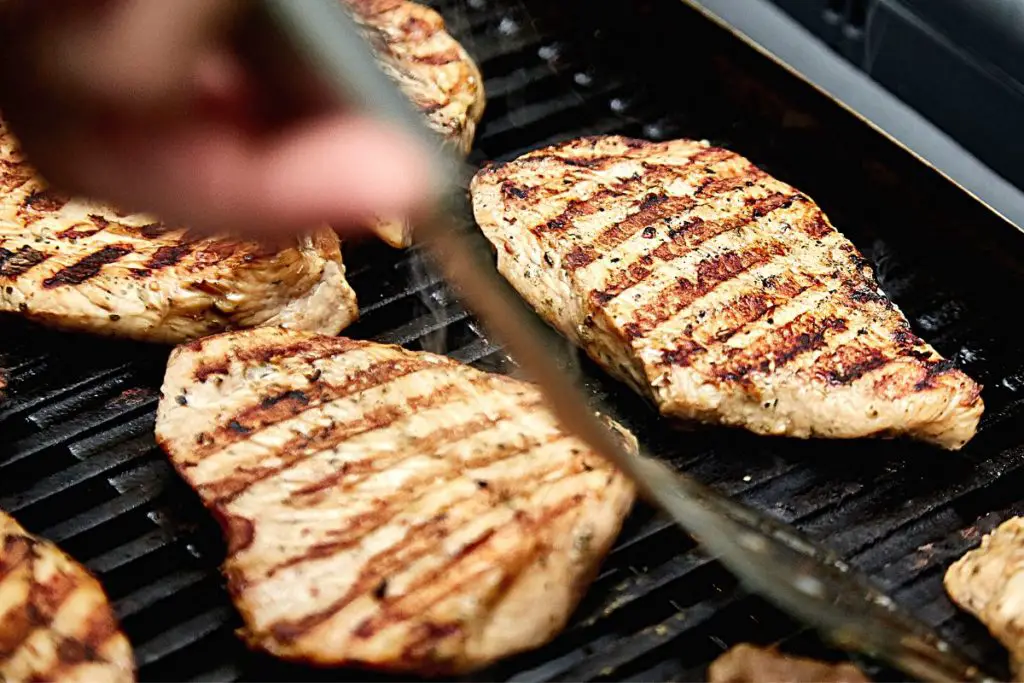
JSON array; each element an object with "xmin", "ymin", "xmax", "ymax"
[
  {"xmin": 350, "ymin": 0, "xmax": 485, "ymax": 248},
  {"xmin": 945, "ymin": 516, "xmax": 1024, "ymax": 678},
  {"xmin": 0, "ymin": 511, "xmax": 134, "ymax": 683},
  {"xmin": 0, "ymin": 121, "xmax": 358, "ymax": 344},
  {"xmin": 708, "ymin": 644, "xmax": 870, "ymax": 683},
  {"xmin": 471, "ymin": 135, "xmax": 983, "ymax": 450},
  {"xmin": 155, "ymin": 327, "xmax": 635, "ymax": 675}
]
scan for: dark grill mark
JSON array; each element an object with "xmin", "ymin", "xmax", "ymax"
[
  {"xmin": 588, "ymin": 195, "xmax": 694, "ymax": 252},
  {"xmin": 524, "ymin": 153, "xmax": 617, "ymax": 169},
  {"xmin": 195, "ymin": 360, "xmax": 440, "ymax": 462},
  {"xmin": 352, "ymin": 529, "xmax": 499, "ymax": 640},
  {"xmin": 267, "ymin": 511, "xmax": 458, "ymax": 644},
  {"xmin": 659, "ymin": 274, "xmax": 816, "ymax": 367},
  {"xmin": 0, "ymin": 533, "xmax": 32, "ymax": 580},
  {"xmin": 196, "ymin": 356, "xmax": 438, "ymax": 457},
  {"xmin": 284, "ymin": 409, "xmax": 514, "ymax": 504},
  {"xmin": 42, "ymin": 244, "xmax": 133, "ymax": 288},
  {"xmin": 258, "ymin": 407, "xmax": 557, "ymax": 580},
  {"xmin": 806, "ymin": 213, "xmax": 832, "ymax": 238},
  {"xmin": 0, "ymin": 537, "xmax": 79, "ymax": 665},
  {"xmin": 261, "ymin": 390, "xmax": 309, "ymax": 409},
  {"xmin": 0, "ymin": 159, "xmax": 33, "ymax": 192},
  {"xmin": 145, "ymin": 244, "xmax": 192, "ymax": 270},
  {"xmin": 501, "ymin": 182, "xmax": 531, "ymax": 200},
  {"xmin": 660, "ymin": 340, "xmax": 704, "ymax": 366},
  {"xmin": 233, "ymin": 336, "xmax": 361, "ymax": 365},
  {"xmin": 695, "ymin": 168, "xmax": 766, "ymax": 197},
  {"xmin": 814, "ymin": 343, "xmax": 891, "ymax": 386},
  {"xmin": 914, "ymin": 359, "xmax": 958, "ymax": 391},
  {"xmin": 139, "ymin": 223, "xmax": 172, "ymax": 239},
  {"xmin": 0, "ymin": 245, "xmax": 48, "ymax": 278},
  {"xmin": 623, "ymin": 242, "xmax": 788, "ymax": 340},
  {"xmin": 564, "ymin": 245, "xmax": 597, "ymax": 270},
  {"xmin": 591, "ymin": 192, "xmax": 797, "ymax": 305},
  {"xmin": 716, "ymin": 313, "xmax": 848, "ymax": 382},
  {"xmin": 533, "ymin": 191, "xmax": 618, "ymax": 236},
  {"xmin": 19, "ymin": 188, "xmax": 68, "ymax": 220},
  {"xmin": 56, "ymin": 215, "xmax": 114, "ymax": 241},
  {"xmin": 268, "ymin": 482, "xmax": 579, "ymax": 650},
  {"xmin": 529, "ymin": 147, "xmax": 732, "ymax": 237},
  {"xmin": 355, "ymin": 491, "xmax": 588, "ymax": 650},
  {"xmin": 191, "ymin": 337, "xmax": 361, "ymax": 381},
  {"xmin": 194, "ymin": 360, "xmax": 229, "ymax": 383},
  {"xmin": 411, "ymin": 50, "xmax": 459, "ymax": 65}
]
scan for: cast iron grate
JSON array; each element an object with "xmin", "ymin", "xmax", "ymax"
[{"xmin": 2, "ymin": 1, "xmax": 1024, "ymax": 681}]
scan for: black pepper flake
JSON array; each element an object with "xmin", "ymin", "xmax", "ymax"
[
  {"xmin": 543, "ymin": 252, "xmax": 554, "ymax": 267},
  {"xmin": 109, "ymin": 314, "xmax": 121, "ymax": 321},
  {"xmin": 642, "ymin": 226, "xmax": 656, "ymax": 239},
  {"xmin": 18, "ymin": 303, "xmax": 27, "ymax": 312},
  {"xmin": 766, "ymin": 318, "xmax": 774, "ymax": 325},
  {"xmin": 306, "ymin": 368, "xmax": 322, "ymax": 382},
  {"xmin": 175, "ymin": 394, "xmax": 188, "ymax": 406},
  {"xmin": 476, "ymin": 480, "xmax": 489, "ymax": 489},
  {"xmin": 3, "ymin": 286, "xmax": 10, "ymax": 293},
  {"xmin": 373, "ymin": 579, "xmax": 389, "ymax": 600},
  {"xmin": 228, "ymin": 420, "xmax": 251, "ymax": 434}
]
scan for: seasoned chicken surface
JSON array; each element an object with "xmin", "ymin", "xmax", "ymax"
[
  {"xmin": 708, "ymin": 644, "xmax": 870, "ymax": 683},
  {"xmin": 945, "ymin": 516, "xmax": 1024, "ymax": 677},
  {"xmin": 155, "ymin": 328, "xmax": 635, "ymax": 674},
  {"xmin": 350, "ymin": 0, "xmax": 485, "ymax": 248},
  {"xmin": 0, "ymin": 511, "xmax": 134, "ymax": 683},
  {"xmin": 0, "ymin": 122, "xmax": 358, "ymax": 344},
  {"xmin": 471, "ymin": 135, "xmax": 983, "ymax": 450}
]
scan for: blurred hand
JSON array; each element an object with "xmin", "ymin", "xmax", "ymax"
[{"xmin": 0, "ymin": 0, "xmax": 431, "ymax": 237}]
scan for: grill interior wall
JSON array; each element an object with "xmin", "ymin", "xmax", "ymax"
[{"xmin": 2, "ymin": 0, "xmax": 1024, "ymax": 681}]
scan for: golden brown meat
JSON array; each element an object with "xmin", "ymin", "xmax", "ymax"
[
  {"xmin": 945, "ymin": 516, "xmax": 1024, "ymax": 677},
  {"xmin": 708, "ymin": 644, "xmax": 870, "ymax": 683},
  {"xmin": 0, "ymin": 511, "xmax": 134, "ymax": 683},
  {"xmin": 349, "ymin": 0, "xmax": 486, "ymax": 248},
  {"xmin": 0, "ymin": 121, "xmax": 358, "ymax": 344},
  {"xmin": 471, "ymin": 135, "xmax": 983, "ymax": 450},
  {"xmin": 155, "ymin": 327, "xmax": 635, "ymax": 674}
]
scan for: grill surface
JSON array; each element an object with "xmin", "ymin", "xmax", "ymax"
[{"xmin": 3, "ymin": 1, "xmax": 1024, "ymax": 681}]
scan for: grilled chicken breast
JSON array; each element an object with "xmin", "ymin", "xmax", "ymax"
[
  {"xmin": 0, "ymin": 511, "xmax": 134, "ymax": 683},
  {"xmin": 708, "ymin": 644, "xmax": 870, "ymax": 683},
  {"xmin": 0, "ymin": 122, "xmax": 358, "ymax": 344},
  {"xmin": 351, "ymin": 0, "xmax": 486, "ymax": 248},
  {"xmin": 945, "ymin": 516, "xmax": 1024, "ymax": 677},
  {"xmin": 155, "ymin": 327, "xmax": 635, "ymax": 674},
  {"xmin": 471, "ymin": 136, "xmax": 983, "ymax": 450}
]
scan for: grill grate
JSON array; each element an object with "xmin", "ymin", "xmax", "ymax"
[{"xmin": 2, "ymin": 1, "xmax": 1024, "ymax": 681}]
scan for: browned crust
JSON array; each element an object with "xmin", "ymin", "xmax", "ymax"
[
  {"xmin": 155, "ymin": 328, "xmax": 636, "ymax": 674},
  {"xmin": 471, "ymin": 135, "xmax": 984, "ymax": 449},
  {"xmin": 708, "ymin": 644, "xmax": 870, "ymax": 682},
  {"xmin": 0, "ymin": 120, "xmax": 358, "ymax": 343},
  {"xmin": 0, "ymin": 512, "xmax": 135, "ymax": 683},
  {"xmin": 349, "ymin": 0, "xmax": 486, "ymax": 248}
]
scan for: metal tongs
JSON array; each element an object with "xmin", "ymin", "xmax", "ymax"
[{"xmin": 242, "ymin": 2, "xmax": 997, "ymax": 680}]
